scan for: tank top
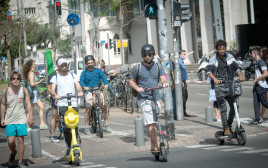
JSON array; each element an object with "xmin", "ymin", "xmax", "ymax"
[
  {"xmin": 28, "ymin": 72, "xmax": 38, "ymax": 91},
  {"xmin": 5, "ymin": 87, "xmax": 27, "ymax": 125}
]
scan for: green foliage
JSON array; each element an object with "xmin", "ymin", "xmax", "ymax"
[{"xmin": 57, "ymin": 35, "xmax": 71, "ymax": 58}]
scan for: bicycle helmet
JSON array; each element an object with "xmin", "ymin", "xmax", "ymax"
[
  {"xmin": 141, "ymin": 44, "xmax": 155, "ymax": 57},
  {"xmin": 84, "ymin": 55, "xmax": 95, "ymax": 64}
]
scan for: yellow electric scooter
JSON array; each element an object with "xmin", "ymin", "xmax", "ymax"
[{"xmin": 61, "ymin": 94, "xmax": 82, "ymax": 166}]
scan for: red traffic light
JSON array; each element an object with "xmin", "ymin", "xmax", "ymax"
[
  {"xmin": 56, "ymin": 2, "xmax": 61, "ymax": 6},
  {"xmin": 8, "ymin": 15, "xmax": 12, "ymax": 19}
]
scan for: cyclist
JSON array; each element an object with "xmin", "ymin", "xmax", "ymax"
[
  {"xmin": 50, "ymin": 58, "xmax": 83, "ymax": 156},
  {"xmin": 47, "ymin": 58, "xmax": 60, "ymax": 143},
  {"xmin": 80, "ymin": 55, "xmax": 110, "ymax": 134},
  {"xmin": 129, "ymin": 44, "xmax": 169, "ymax": 153}
]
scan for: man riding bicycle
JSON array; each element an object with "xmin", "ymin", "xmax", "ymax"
[
  {"xmin": 80, "ymin": 55, "xmax": 110, "ymax": 134},
  {"xmin": 129, "ymin": 44, "xmax": 169, "ymax": 153},
  {"xmin": 50, "ymin": 58, "xmax": 83, "ymax": 156}
]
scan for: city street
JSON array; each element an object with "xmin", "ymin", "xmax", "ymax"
[{"xmin": 1, "ymin": 81, "xmax": 268, "ymax": 168}]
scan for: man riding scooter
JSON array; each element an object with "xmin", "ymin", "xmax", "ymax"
[{"xmin": 206, "ymin": 40, "xmax": 244, "ymax": 136}]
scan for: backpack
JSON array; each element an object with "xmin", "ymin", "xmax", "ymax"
[
  {"xmin": 132, "ymin": 62, "xmax": 160, "ymax": 97},
  {"xmin": 256, "ymin": 59, "xmax": 268, "ymax": 84}
]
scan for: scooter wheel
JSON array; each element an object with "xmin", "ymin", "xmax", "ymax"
[
  {"xmin": 237, "ymin": 132, "xmax": 247, "ymax": 146},
  {"xmin": 215, "ymin": 131, "xmax": 224, "ymax": 145},
  {"xmin": 161, "ymin": 146, "xmax": 167, "ymax": 162},
  {"xmin": 154, "ymin": 155, "xmax": 159, "ymax": 160},
  {"xmin": 74, "ymin": 153, "xmax": 80, "ymax": 166}
]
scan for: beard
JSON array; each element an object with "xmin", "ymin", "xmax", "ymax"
[
  {"xmin": 144, "ymin": 59, "xmax": 153, "ymax": 64},
  {"xmin": 88, "ymin": 65, "xmax": 94, "ymax": 69},
  {"xmin": 60, "ymin": 69, "xmax": 67, "ymax": 73}
]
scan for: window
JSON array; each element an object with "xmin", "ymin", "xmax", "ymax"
[
  {"xmin": 24, "ymin": 8, "xmax": 36, "ymax": 14},
  {"xmin": 78, "ymin": 61, "xmax": 84, "ymax": 70}
]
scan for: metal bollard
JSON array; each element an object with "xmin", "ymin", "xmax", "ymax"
[
  {"xmin": 201, "ymin": 70, "xmax": 206, "ymax": 81},
  {"xmin": 30, "ymin": 129, "xmax": 42, "ymax": 158},
  {"xmin": 241, "ymin": 70, "xmax": 245, "ymax": 79},
  {"xmin": 135, "ymin": 115, "xmax": 144, "ymax": 147},
  {"xmin": 205, "ymin": 106, "xmax": 213, "ymax": 123},
  {"xmin": 191, "ymin": 71, "xmax": 194, "ymax": 81}
]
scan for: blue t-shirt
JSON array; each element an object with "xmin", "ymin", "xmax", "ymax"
[
  {"xmin": 179, "ymin": 57, "xmax": 188, "ymax": 80},
  {"xmin": 129, "ymin": 62, "xmax": 165, "ymax": 101},
  {"xmin": 80, "ymin": 68, "xmax": 109, "ymax": 91}
]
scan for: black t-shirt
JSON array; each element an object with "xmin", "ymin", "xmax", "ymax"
[{"xmin": 216, "ymin": 56, "xmax": 228, "ymax": 79}]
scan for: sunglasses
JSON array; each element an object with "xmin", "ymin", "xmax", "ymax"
[
  {"xmin": 12, "ymin": 78, "xmax": 21, "ymax": 81},
  {"xmin": 142, "ymin": 53, "xmax": 154, "ymax": 57}
]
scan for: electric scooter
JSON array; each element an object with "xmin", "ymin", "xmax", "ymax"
[
  {"xmin": 215, "ymin": 80, "xmax": 247, "ymax": 145},
  {"xmin": 60, "ymin": 94, "xmax": 82, "ymax": 166},
  {"xmin": 145, "ymin": 86, "xmax": 169, "ymax": 162}
]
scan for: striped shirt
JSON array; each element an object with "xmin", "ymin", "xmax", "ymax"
[{"xmin": 80, "ymin": 68, "xmax": 109, "ymax": 90}]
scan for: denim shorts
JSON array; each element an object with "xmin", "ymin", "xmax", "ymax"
[
  {"xmin": 50, "ymin": 97, "xmax": 57, "ymax": 109},
  {"xmin": 6, "ymin": 124, "xmax": 28, "ymax": 137},
  {"xmin": 30, "ymin": 90, "xmax": 39, "ymax": 104}
]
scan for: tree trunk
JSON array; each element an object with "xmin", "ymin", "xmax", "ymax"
[{"xmin": 6, "ymin": 41, "xmax": 12, "ymax": 78}]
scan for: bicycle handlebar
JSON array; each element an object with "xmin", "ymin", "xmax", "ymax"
[
  {"xmin": 144, "ymin": 85, "xmax": 170, "ymax": 91},
  {"xmin": 59, "ymin": 94, "xmax": 78, "ymax": 100}
]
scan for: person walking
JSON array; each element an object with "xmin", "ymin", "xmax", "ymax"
[
  {"xmin": 100, "ymin": 59, "xmax": 106, "ymax": 72},
  {"xmin": 23, "ymin": 60, "xmax": 47, "ymax": 132},
  {"xmin": 206, "ymin": 40, "xmax": 244, "ymax": 136},
  {"xmin": 1, "ymin": 72, "xmax": 34, "ymax": 168},
  {"xmin": 129, "ymin": 44, "xmax": 169, "ymax": 153},
  {"xmin": 50, "ymin": 58, "xmax": 83, "ymax": 156},
  {"xmin": 250, "ymin": 47, "xmax": 268, "ymax": 125},
  {"xmin": 80, "ymin": 55, "xmax": 110, "ymax": 134},
  {"xmin": 260, "ymin": 47, "xmax": 268, "ymax": 119}
]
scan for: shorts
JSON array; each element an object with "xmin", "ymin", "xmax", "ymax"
[
  {"xmin": 85, "ymin": 92, "xmax": 105, "ymax": 108},
  {"xmin": 6, "ymin": 124, "xmax": 28, "ymax": 137},
  {"xmin": 30, "ymin": 90, "xmax": 39, "ymax": 104},
  {"xmin": 50, "ymin": 97, "xmax": 57, "ymax": 109},
  {"xmin": 138, "ymin": 99, "xmax": 161, "ymax": 126}
]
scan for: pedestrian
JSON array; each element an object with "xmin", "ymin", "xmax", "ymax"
[
  {"xmin": 1, "ymin": 72, "xmax": 34, "ymax": 168},
  {"xmin": 23, "ymin": 59, "xmax": 47, "ymax": 132},
  {"xmin": 206, "ymin": 40, "xmax": 244, "ymax": 136},
  {"xmin": 260, "ymin": 47, "xmax": 268, "ymax": 119},
  {"xmin": 129, "ymin": 44, "xmax": 169, "ymax": 153},
  {"xmin": 208, "ymin": 78, "xmax": 221, "ymax": 121},
  {"xmin": 46, "ymin": 58, "xmax": 60, "ymax": 143},
  {"xmin": 250, "ymin": 47, "xmax": 268, "ymax": 125},
  {"xmin": 153, "ymin": 52, "xmax": 161, "ymax": 63},
  {"xmin": 100, "ymin": 59, "xmax": 106, "ymax": 72},
  {"xmin": 50, "ymin": 57, "xmax": 83, "ymax": 156},
  {"xmin": 80, "ymin": 55, "xmax": 110, "ymax": 134}
]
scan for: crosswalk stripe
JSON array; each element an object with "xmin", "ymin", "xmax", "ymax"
[
  {"xmin": 80, "ymin": 162, "xmax": 95, "ymax": 165},
  {"xmin": 219, "ymin": 147, "xmax": 253, "ymax": 152},
  {"xmin": 202, "ymin": 146, "xmax": 233, "ymax": 150},
  {"xmin": 79, "ymin": 164, "xmax": 106, "ymax": 168},
  {"xmin": 185, "ymin": 144, "xmax": 216, "ymax": 148},
  {"xmin": 239, "ymin": 149, "xmax": 268, "ymax": 154}
]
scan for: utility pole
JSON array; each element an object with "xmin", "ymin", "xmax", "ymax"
[{"xmin": 157, "ymin": 0, "xmax": 175, "ymax": 140}]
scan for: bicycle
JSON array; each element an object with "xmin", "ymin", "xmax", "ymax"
[
  {"xmin": 144, "ymin": 86, "xmax": 170, "ymax": 162},
  {"xmin": 86, "ymin": 84, "xmax": 105, "ymax": 138}
]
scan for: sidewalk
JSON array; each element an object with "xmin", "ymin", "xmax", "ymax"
[{"xmin": 0, "ymin": 102, "xmax": 267, "ymax": 167}]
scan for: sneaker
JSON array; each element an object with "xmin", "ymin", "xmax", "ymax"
[
  {"xmin": 216, "ymin": 115, "xmax": 221, "ymax": 122},
  {"xmin": 40, "ymin": 125, "xmax": 48, "ymax": 130},
  {"xmin": 224, "ymin": 128, "xmax": 232, "ymax": 136},
  {"xmin": 8, "ymin": 150, "xmax": 17, "ymax": 164},
  {"xmin": 18, "ymin": 162, "xmax": 26, "ymax": 168},
  {"xmin": 250, "ymin": 118, "xmax": 263, "ymax": 125},
  {"xmin": 104, "ymin": 124, "xmax": 112, "ymax": 133},
  {"xmin": 84, "ymin": 127, "xmax": 91, "ymax": 135},
  {"xmin": 50, "ymin": 136, "xmax": 59, "ymax": 143}
]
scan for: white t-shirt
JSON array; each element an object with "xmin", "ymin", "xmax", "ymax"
[
  {"xmin": 153, "ymin": 55, "xmax": 160, "ymax": 63},
  {"xmin": 50, "ymin": 73, "xmax": 79, "ymax": 107}
]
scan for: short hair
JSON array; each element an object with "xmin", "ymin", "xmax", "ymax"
[
  {"xmin": 10, "ymin": 71, "xmax": 22, "ymax": 81},
  {"xmin": 251, "ymin": 47, "xmax": 261, "ymax": 56},
  {"xmin": 179, "ymin": 50, "xmax": 186, "ymax": 55},
  {"xmin": 215, "ymin": 40, "xmax": 227, "ymax": 49}
]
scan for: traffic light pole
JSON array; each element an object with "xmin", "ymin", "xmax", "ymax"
[
  {"xmin": 157, "ymin": 0, "xmax": 175, "ymax": 140},
  {"xmin": 173, "ymin": 27, "xmax": 184, "ymax": 121}
]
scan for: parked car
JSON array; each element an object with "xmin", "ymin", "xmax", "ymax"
[
  {"xmin": 68, "ymin": 57, "xmax": 84, "ymax": 77},
  {"xmin": 34, "ymin": 63, "xmax": 46, "ymax": 77}
]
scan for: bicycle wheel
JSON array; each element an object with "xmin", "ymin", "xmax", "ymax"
[
  {"xmin": 98, "ymin": 110, "xmax": 104, "ymax": 138},
  {"xmin": 45, "ymin": 108, "xmax": 62, "ymax": 139},
  {"xmin": 90, "ymin": 109, "xmax": 97, "ymax": 133},
  {"xmin": 74, "ymin": 153, "xmax": 80, "ymax": 166}
]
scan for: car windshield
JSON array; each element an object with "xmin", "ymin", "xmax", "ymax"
[{"xmin": 37, "ymin": 65, "xmax": 45, "ymax": 70}]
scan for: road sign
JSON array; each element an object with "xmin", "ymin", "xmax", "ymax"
[
  {"xmin": 2, "ymin": 57, "xmax": 6, "ymax": 61},
  {"xmin": 117, "ymin": 40, "xmax": 128, "ymax": 48},
  {"xmin": 67, "ymin": 13, "xmax": 79, "ymax": 26}
]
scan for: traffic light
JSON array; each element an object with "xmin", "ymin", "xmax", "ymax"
[
  {"xmin": 144, "ymin": 0, "xmax": 158, "ymax": 19},
  {"xmin": 55, "ymin": 0, "xmax": 62, "ymax": 15},
  {"xmin": 105, "ymin": 43, "xmax": 108, "ymax": 49},
  {"xmin": 109, "ymin": 39, "xmax": 114, "ymax": 49},
  {"xmin": 173, "ymin": 2, "xmax": 192, "ymax": 27}
]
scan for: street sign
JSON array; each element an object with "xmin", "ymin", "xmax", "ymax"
[
  {"xmin": 117, "ymin": 40, "xmax": 128, "ymax": 48},
  {"xmin": 45, "ymin": 50, "xmax": 53, "ymax": 76},
  {"xmin": 67, "ymin": 13, "xmax": 79, "ymax": 26},
  {"xmin": 2, "ymin": 57, "xmax": 6, "ymax": 61}
]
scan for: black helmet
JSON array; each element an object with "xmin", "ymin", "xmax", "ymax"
[
  {"xmin": 84, "ymin": 55, "xmax": 95, "ymax": 64},
  {"xmin": 141, "ymin": 44, "xmax": 155, "ymax": 57}
]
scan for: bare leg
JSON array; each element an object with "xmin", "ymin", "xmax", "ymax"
[
  {"xmin": 17, "ymin": 136, "xmax": 24, "ymax": 163},
  {"xmin": 261, "ymin": 106, "xmax": 266, "ymax": 118},
  {"xmin": 215, "ymin": 108, "xmax": 221, "ymax": 116},
  {"xmin": 8, "ymin": 136, "xmax": 16, "ymax": 155},
  {"xmin": 27, "ymin": 104, "xmax": 36, "ymax": 129},
  {"xmin": 50, "ymin": 109, "xmax": 59, "ymax": 137},
  {"xmin": 147, "ymin": 123, "xmax": 158, "ymax": 150},
  {"xmin": 101, "ymin": 105, "xmax": 108, "ymax": 125},
  {"xmin": 84, "ymin": 107, "xmax": 92, "ymax": 127},
  {"xmin": 36, "ymin": 99, "xmax": 45, "ymax": 126}
]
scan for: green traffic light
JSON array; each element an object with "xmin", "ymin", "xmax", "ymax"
[
  {"xmin": 144, "ymin": 3, "xmax": 158, "ymax": 19},
  {"xmin": 148, "ymin": 5, "xmax": 155, "ymax": 14}
]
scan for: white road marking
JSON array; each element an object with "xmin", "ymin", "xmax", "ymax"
[
  {"xmin": 239, "ymin": 149, "xmax": 268, "ymax": 154},
  {"xmin": 202, "ymin": 146, "xmax": 233, "ymax": 150},
  {"xmin": 218, "ymin": 147, "xmax": 253, "ymax": 152},
  {"xmin": 185, "ymin": 144, "xmax": 216, "ymax": 148}
]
